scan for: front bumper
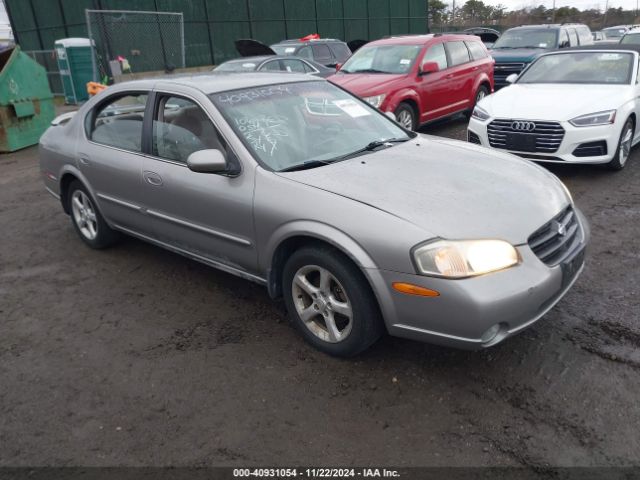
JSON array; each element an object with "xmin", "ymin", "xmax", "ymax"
[
  {"xmin": 468, "ymin": 117, "xmax": 622, "ymax": 164},
  {"xmin": 366, "ymin": 209, "xmax": 589, "ymax": 350}
]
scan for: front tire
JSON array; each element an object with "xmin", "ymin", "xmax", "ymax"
[
  {"xmin": 465, "ymin": 85, "xmax": 490, "ymax": 118},
  {"xmin": 394, "ymin": 102, "xmax": 417, "ymax": 131},
  {"xmin": 607, "ymin": 117, "xmax": 634, "ymax": 171},
  {"xmin": 282, "ymin": 246, "xmax": 384, "ymax": 357},
  {"xmin": 67, "ymin": 180, "xmax": 119, "ymax": 249}
]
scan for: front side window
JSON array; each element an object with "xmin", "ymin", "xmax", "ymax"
[
  {"xmin": 89, "ymin": 93, "xmax": 147, "ymax": 152},
  {"xmin": 568, "ymin": 29, "xmax": 579, "ymax": 46},
  {"xmin": 152, "ymin": 96, "xmax": 227, "ymax": 163},
  {"xmin": 312, "ymin": 44, "xmax": 332, "ymax": 62},
  {"xmin": 422, "ymin": 43, "xmax": 448, "ymax": 71},
  {"xmin": 493, "ymin": 29, "xmax": 558, "ymax": 49},
  {"xmin": 340, "ymin": 44, "xmax": 422, "ymax": 74},
  {"xmin": 446, "ymin": 41, "xmax": 470, "ymax": 66},
  {"xmin": 621, "ymin": 34, "xmax": 640, "ymax": 45},
  {"xmin": 211, "ymin": 81, "xmax": 412, "ymax": 171},
  {"xmin": 518, "ymin": 52, "xmax": 634, "ymax": 85}
]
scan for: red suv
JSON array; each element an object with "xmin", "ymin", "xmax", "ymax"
[{"xmin": 329, "ymin": 34, "xmax": 494, "ymax": 130}]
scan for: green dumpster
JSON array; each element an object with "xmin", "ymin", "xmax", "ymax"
[
  {"xmin": 55, "ymin": 38, "xmax": 94, "ymax": 105},
  {"xmin": 0, "ymin": 45, "xmax": 55, "ymax": 153}
]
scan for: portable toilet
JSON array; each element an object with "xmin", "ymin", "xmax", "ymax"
[
  {"xmin": 0, "ymin": 45, "xmax": 55, "ymax": 152},
  {"xmin": 54, "ymin": 38, "xmax": 94, "ymax": 104}
]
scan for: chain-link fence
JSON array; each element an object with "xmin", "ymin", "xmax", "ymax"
[
  {"xmin": 24, "ymin": 50, "xmax": 64, "ymax": 97},
  {"xmin": 85, "ymin": 9, "xmax": 185, "ymax": 82}
]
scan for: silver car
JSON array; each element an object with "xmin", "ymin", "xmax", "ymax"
[{"xmin": 39, "ymin": 74, "xmax": 589, "ymax": 356}]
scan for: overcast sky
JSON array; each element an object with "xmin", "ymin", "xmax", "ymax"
[{"xmin": 460, "ymin": 0, "xmax": 635, "ymax": 10}]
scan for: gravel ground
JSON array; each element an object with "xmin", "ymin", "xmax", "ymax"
[{"xmin": 0, "ymin": 113, "xmax": 639, "ymax": 469}]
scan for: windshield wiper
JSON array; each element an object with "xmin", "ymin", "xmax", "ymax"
[
  {"xmin": 279, "ymin": 160, "xmax": 335, "ymax": 172},
  {"xmin": 333, "ymin": 138, "xmax": 410, "ymax": 161},
  {"xmin": 347, "ymin": 68, "xmax": 392, "ymax": 74}
]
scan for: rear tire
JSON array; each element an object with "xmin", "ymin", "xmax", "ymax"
[
  {"xmin": 607, "ymin": 117, "xmax": 634, "ymax": 171},
  {"xmin": 394, "ymin": 102, "xmax": 417, "ymax": 131},
  {"xmin": 282, "ymin": 245, "xmax": 384, "ymax": 357},
  {"xmin": 67, "ymin": 180, "xmax": 120, "ymax": 249}
]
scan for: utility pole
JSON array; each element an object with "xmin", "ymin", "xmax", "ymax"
[
  {"xmin": 552, "ymin": 0, "xmax": 556, "ymax": 23},
  {"xmin": 452, "ymin": 0, "xmax": 456, "ymax": 27},
  {"xmin": 603, "ymin": 0, "xmax": 609, "ymax": 28}
]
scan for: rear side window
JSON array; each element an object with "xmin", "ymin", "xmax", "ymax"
[
  {"xmin": 260, "ymin": 60, "xmax": 283, "ymax": 71},
  {"xmin": 578, "ymin": 26, "xmax": 593, "ymax": 45},
  {"xmin": 329, "ymin": 43, "xmax": 351, "ymax": 62},
  {"xmin": 312, "ymin": 44, "xmax": 333, "ymax": 63},
  {"xmin": 88, "ymin": 93, "xmax": 148, "ymax": 152},
  {"xmin": 422, "ymin": 43, "xmax": 448, "ymax": 70},
  {"xmin": 446, "ymin": 41, "xmax": 471, "ymax": 66},
  {"xmin": 281, "ymin": 59, "xmax": 307, "ymax": 73},
  {"xmin": 465, "ymin": 41, "xmax": 488, "ymax": 60}
]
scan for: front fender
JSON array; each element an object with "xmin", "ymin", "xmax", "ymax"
[{"xmin": 385, "ymin": 88, "xmax": 421, "ymax": 114}]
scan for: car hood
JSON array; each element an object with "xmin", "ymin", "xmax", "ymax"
[
  {"xmin": 277, "ymin": 136, "xmax": 569, "ymax": 245},
  {"xmin": 480, "ymin": 83, "xmax": 630, "ymax": 121},
  {"xmin": 329, "ymin": 72, "xmax": 407, "ymax": 96},
  {"xmin": 490, "ymin": 48, "xmax": 548, "ymax": 63}
]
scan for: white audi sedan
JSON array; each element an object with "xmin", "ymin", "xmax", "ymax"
[{"xmin": 468, "ymin": 45, "xmax": 640, "ymax": 170}]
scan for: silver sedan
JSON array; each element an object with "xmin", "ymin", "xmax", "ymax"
[{"xmin": 39, "ymin": 73, "xmax": 589, "ymax": 356}]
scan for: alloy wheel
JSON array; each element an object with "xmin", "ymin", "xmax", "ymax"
[
  {"xmin": 291, "ymin": 265, "xmax": 353, "ymax": 343},
  {"xmin": 396, "ymin": 110, "xmax": 414, "ymax": 130},
  {"xmin": 71, "ymin": 190, "xmax": 98, "ymax": 240}
]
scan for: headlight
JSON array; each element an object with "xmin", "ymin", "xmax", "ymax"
[
  {"xmin": 471, "ymin": 105, "xmax": 491, "ymax": 121},
  {"xmin": 569, "ymin": 110, "xmax": 616, "ymax": 127},
  {"xmin": 413, "ymin": 239, "xmax": 519, "ymax": 278},
  {"xmin": 364, "ymin": 94, "xmax": 386, "ymax": 108}
]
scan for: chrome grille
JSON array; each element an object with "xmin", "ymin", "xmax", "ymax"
[
  {"xmin": 528, "ymin": 206, "xmax": 582, "ymax": 266},
  {"xmin": 494, "ymin": 63, "xmax": 526, "ymax": 85},
  {"xmin": 488, "ymin": 119, "xmax": 565, "ymax": 153}
]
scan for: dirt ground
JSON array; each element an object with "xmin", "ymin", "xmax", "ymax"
[{"xmin": 1, "ymin": 113, "xmax": 639, "ymax": 469}]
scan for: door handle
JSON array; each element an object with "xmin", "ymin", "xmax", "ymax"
[
  {"xmin": 446, "ymin": 74, "xmax": 454, "ymax": 79},
  {"xmin": 144, "ymin": 171, "xmax": 163, "ymax": 187}
]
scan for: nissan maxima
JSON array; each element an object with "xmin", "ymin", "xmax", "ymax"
[
  {"xmin": 39, "ymin": 74, "xmax": 588, "ymax": 356},
  {"xmin": 468, "ymin": 45, "xmax": 640, "ymax": 170}
]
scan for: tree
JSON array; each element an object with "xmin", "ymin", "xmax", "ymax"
[{"xmin": 428, "ymin": 0, "xmax": 449, "ymax": 26}]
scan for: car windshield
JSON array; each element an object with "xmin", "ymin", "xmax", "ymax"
[
  {"xmin": 340, "ymin": 45, "xmax": 421, "ymax": 74},
  {"xmin": 492, "ymin": 29, "xmax": 558, "ymax": 49},
  {"xmin": 620, "ymin": 33, "xmax": 640, "ymax": 45},
  {"xmin": 215, "ymin": 61, "xmax": 258, "ymax": 72},
  {"xmin": 271, "ymin": 45, "xmax": 297, "ymax": 55},
  {"xmin": 518, "ymin": 52, "xmax": 634, "ymax": 85},
  {"xmin": 603, "ymin": 28, "xmax": 626, "ymax": 39},
  {"xmin": 210, "ymin": 81, "xmax": 412, "ymax": 171}
]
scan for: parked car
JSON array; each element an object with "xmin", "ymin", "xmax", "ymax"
[
  {"xmin": 213, "ymin": 55, "xmax": 334, "ymax": 78},
  {"xmin": 468, "ymin": 45, "xmax": 640, "ymax": 170},
  {"xmin": 592, "ymin": 31, "xmax": 606, "ymax": 42},
  {"xmin": 620, "ymin": 28, "xmax": 640, "ymax": 45},
  {"xmin": 329, "ymin": 34, "xmax": 494, "ymax": 130},
  {"xmin": 602, "ymin": 25, "xmax": 633, "ymax": 42},
  {"xmin": 39, "ymin": 74, "xmax": 588, "ymax": 356},
  {"xmin": 463, "ymin": 27, "xmax": 501, "ymax": 48},
  {"xmin": 235, "ymin": 38, "xmax": 352, "ymax": 68},
  {"xmin": 491, "ymin": 24, "xmax": 593, "ymax": 88}
]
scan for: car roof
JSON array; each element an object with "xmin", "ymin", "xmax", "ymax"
[
  {"xmin": 273, "ymin": 38, "xmax": 346, "ymax": 47},
  {"xmin": 115, "ymin": 72, "xmax": 318, "ymax": 95},
  {"xmin": 561, "ymin": 44, "xmax": 640, "ymax": 55},
  {"xmin": 365, "ymin": 33, "xmax": 477, "ymax": 46}
]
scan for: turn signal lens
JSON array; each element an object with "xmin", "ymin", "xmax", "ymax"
[{"xmin": 392, "ymin": 282, "xmax": 440, "ymax": 297}]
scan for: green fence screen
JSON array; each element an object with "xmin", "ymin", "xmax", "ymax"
[{"xmin": 6, "ymin": 0, "xmax": 428, "ymax": 67}]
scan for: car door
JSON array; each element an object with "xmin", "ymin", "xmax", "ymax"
[
  {"xmin": 443, "ymin": 41, "xmax": 476, "ymax": 112},
  {"xmin": 141, "ymin": 87, "xmax": 258, "ymax": 275},
  {"xmin": 416, "ymin": 42, "xmax": 452, "ymax": 122},
  {"xmin": 79, "ymin": 90, "xmax": 153, "ymax": 236},
  {"xmin": 568, "ymin": 28, "xmax": 579, "ymax": 47}
]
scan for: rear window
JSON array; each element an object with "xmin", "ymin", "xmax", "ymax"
[{"xmin": 465, "ymin": 41, "xmax": 488, "ymax": 60}]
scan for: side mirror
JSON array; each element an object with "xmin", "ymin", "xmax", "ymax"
[
  {"xmin": 335, "ymin": 63, "xmax": 343, "ymax": 72},
  {"xmin": 420, "ymin": 61, "xmax": 439, "ymax": 75},
  {"xmin": 187, "ymin": 149, "xmax": 228, "ymax": 174},
  {"xmin": 505, "ymin": 73, "xmax": 518, "ymax": 84}
]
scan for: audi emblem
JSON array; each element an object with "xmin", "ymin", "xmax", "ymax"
[{"xmin": 511, "ymin": 121, "xmax": 536, "ymax": 132}]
